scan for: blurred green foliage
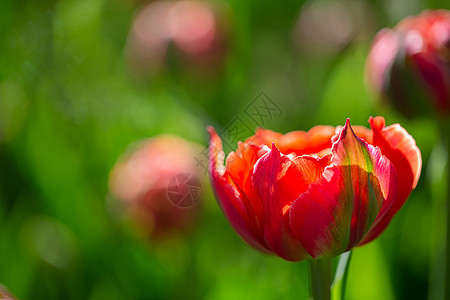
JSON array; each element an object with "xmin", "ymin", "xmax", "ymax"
[{"xmin": 1, "ymin": 0, "xmax": 449, "ymax": 299}]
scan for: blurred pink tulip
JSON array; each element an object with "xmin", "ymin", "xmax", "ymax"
[
  {"xmin": 366, "ymin": 9, "xmax": 450, "ymax": 117},
  {"xmin": 126, "ymin": 0, "xmax": 228, "ymax": 77},
  {"xmin": 109, "ymin": 135, "xmax": 202, "ymax": 241}
]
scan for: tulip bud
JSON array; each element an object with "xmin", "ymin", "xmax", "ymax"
[
  {"xmin": 109, "ymin": 135, "xmax": 202, "ymax": 241},
  {"xmin": 125, "ymin": 0, "xmax": 229, "ymax": 78},
  {"xmin": 366, "ymin": 10, "xmax": 450, "ymax": 118}
]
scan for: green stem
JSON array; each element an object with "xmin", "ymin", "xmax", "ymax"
[
  {"xmin": 340, "ymin": 252, "xmax": 352, "ymax": 300},
  {"xmin": 331, "ymin": 251, "xmax": 353, "ymax": 300},
  {"xmin": 308, "ymin": 257, "xmax": 332, "ymax": 300}
]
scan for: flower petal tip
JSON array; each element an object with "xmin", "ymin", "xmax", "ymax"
[
  {"xmin": 207, "ymin": 125, "xmax": 217, "ymax": 137},
  {"xmin": 368, "ymin": 116, "xmax": 385, "ymax": 130},
  {"xmin": 261, "ymin": 143, "xmax": 281, "ymax": 166},
  {"xmin": 208, "ymin": 126, "xmax": 223, "ymax": 156},
  {"xmin": 338, "ymin": 118, "xmax": 359, "ymax": 142}
]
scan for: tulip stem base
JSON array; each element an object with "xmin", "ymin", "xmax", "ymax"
[{"xmin": 308, "ymin": 257, "xmax": 332, "ymax": 300}]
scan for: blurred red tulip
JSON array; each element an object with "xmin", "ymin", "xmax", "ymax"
[
  {"xmin": 126, "ymin": 0, "xmax": 229, "ymax": 77},
  {"xmin": 208, "ymin": 117, "xmax": 421, "ymax": 261},
  {"xmin": 109, "ymin": 135, "xmax": 202, "ymax": 241},
  {"xmin": 366, "ymin": 10, "xmax": 450, "ymax": 117}
]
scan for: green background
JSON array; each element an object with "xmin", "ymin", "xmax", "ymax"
[{"xmin": 0, "ymin": 0, "xmax": 449, "ymax": 299}]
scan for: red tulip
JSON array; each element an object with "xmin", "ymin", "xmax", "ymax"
[
  {"xmin": 208, "ymin": 117, "xmax": 421, "ymax": 261},
  {"xmin": 366, "ymin": 9, "xmax": 450, "ymax": 117}
]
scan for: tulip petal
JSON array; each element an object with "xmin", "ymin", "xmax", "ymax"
[
  {"xmin": 252, "ymin": 144, "xmax": 326, "ymax": 261},
  {"xmin": 359, "ymin": 116, "xmax": 421, "ymax": 244},
  {"xmin": 335, "ymin": 125, "xmax": 373, "ymax": 144},
  {"xmin": 277, "ymin": 126, "xmax": 336, "ymax": 156},
  {"xmin": 290, "ymin": 120, "xmax": 398, "ymax": 258},
  {"xmin": 250, "ymin": 126, "xmax": 336, "ymax": 157},
  {"xmin": 208, "ymin": 126, "xmax": 271, "ymax": 253},
  {"xmin": 250, "ymin": 128, "xmax": 283, "ymax": 147},
  {"xmin": 247, "ymin": 125, "xmax": 375, "ymax": 157},
  {"xmin": 226, "ymin": 141, "xmax": 269, "ymax": 237}
]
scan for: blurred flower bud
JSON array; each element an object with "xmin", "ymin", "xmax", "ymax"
[
  {"xmin": 293, "ymin": 0, "xmax": 376, "ymax": 55},
  {"xmin": 0, "ymin": 285, "xmax": 16, "ymax": 300},
  {"xmin": 125, "ymin": 0, "xmax": 229, "ymax": 78},
  {"xmin": 366, "ymin": 9, "xmax": 450, "ymax": 118},
  {"xmin": 109, "ymin": 135, "xmax": 202, "ymax": 241}
]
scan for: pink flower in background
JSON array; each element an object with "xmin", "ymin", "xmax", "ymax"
[
  {"xmin": 109, "ymin": 135, "xmax": 202, "ymax": 240},
  {"xmin": 366, "ymin": 10, "xmax": 450, "ymax": 117},
  {"xmin": 126, "ymin": 0, "xmax": 229, "ymax": 77}
]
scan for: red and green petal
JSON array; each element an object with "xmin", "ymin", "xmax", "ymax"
[
  {"xmin": 252, "ymin": 144, "xmax": 325, "ymax": 261},
  {"xmin": 208, "ymin": 126, "xmax": 271, "ymax": 253},
  {"xmin": 289, "ymin": 119, "xmax": 398, "ymax": 258},
  {"xmin": 359, "ymin": 116, "xmax": 422, "ymax": 244}
]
